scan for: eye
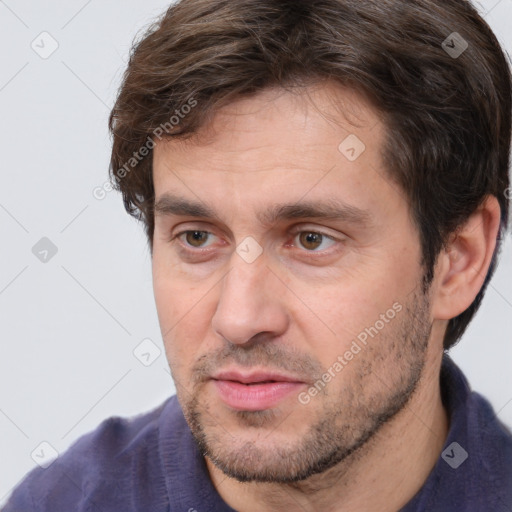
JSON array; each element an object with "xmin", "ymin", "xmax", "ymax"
[
  {"xmin": 177, "ymin": 230, "xmax": 217, "ymax": 248},
  {"xmin": 293, "ymin": 231, "xmax": 337, "ymax": 252}
]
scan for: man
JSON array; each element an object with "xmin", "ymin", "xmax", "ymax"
[{"xmin": 4, "ymin": 0, "xmax": 512, "ymax": 510}]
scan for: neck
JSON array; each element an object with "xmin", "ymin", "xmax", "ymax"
[{"xmin": 206, "ymin": 350, "xmax": 449, "ymax": 512}]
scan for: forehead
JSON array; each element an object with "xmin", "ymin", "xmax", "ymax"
[
  {"xmin": 154, "ymin": 82, "xmax": 383, "ymax": 174},
  {"xmin": 151, "ymin": 82, "xmax": 400, "ymax": 225}
]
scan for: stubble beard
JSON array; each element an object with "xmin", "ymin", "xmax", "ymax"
[{"xmin": 178, "ymin": 289, "xmax": 432, "ymax": 484}]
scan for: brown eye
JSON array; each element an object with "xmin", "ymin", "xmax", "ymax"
[
  {"xmin": 294, "ymin": 231, "xmax": 337, "ymax": 252},
  {"xmin": 299, "ymin": 232, "xmax": 323, "ymax": 250},
  {"xmin": 183, "ymin": 231, "xmax": 211, "ymax": 247}
]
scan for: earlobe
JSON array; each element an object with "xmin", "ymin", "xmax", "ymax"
[{"xmin": 431, "ymin": 195, "xmax": 501, "ymax": 321}]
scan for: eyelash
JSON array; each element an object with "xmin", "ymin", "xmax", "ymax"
[{"xmin": 171, "ymin": 228, "xmax": 341, "ymax": 256}]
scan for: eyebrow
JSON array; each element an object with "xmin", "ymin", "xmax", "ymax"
[{"xmin": 154, "ymin": 193, "xmax": 373, "ymax": 227}]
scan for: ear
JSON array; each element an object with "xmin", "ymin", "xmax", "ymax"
[{"xmin": 431, "ymin": 195, "xmax": 502, "ymax": 321}]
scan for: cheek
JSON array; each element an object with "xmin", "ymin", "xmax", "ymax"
[
  {"xmin": 153, "ymin": 264, "xmax": 214, "ymax": 367},
  {"xmin": 297, "ymin": 272, "xmax": 391, "ymax": 323},
  {"xmin": 289, "ymin": 269, "xmax": 407, "ymax": 363},
  {"xmin": 153, "ymin": 248, "xmax": 195, "ymax": 321}
]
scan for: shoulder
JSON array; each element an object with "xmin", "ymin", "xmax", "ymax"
[
  {"xmin": 3, "ymin": 396, "xmax": 180, "ymax": 512},
  {"xmin": 403, "ymin": 357, "xmax": 512, "ymax": 512},
  {"xmin": 444, "ymin": 356, "xmax": 512, "ymax": 470},
  {"xmin": 424, "ymin": 357, "xmax": 512, "ymax": 510},
  {"xmin": 445, "ymin": 389, "xmax": 512, "ymax": 510},
  {"xmin": 466, "ymin": 389, "xmax": 512, "ymax": 493}
]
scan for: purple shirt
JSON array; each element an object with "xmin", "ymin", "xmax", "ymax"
[{"xmin": 4, "ymin": 355, "xmax": 512, "ymax": 511}]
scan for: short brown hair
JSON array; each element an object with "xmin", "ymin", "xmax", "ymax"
[{"xmin": 109, "ymin": 0, "xmax": 511, "ymax": 350}]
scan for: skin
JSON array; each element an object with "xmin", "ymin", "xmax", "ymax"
[{"xmin": 151, "ymin": 82, "xmax": 501, "ymax": 512}]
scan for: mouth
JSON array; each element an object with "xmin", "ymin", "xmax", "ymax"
[{"xmin": 210, "ymin": 370, "xmax": 306, "ymax": 411}]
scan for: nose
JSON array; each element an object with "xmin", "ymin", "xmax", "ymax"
[{"xmin": 211, "ymin": 255, "xmax": 289, "ymax": 345}]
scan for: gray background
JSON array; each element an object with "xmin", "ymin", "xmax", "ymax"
[{"xmin": 0, "ymin": 0, "xmax": 511, "ymax": 504}]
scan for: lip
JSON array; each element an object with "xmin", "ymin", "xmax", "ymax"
[
  {"xmin": 212, "ymin": 370, "xmax": 304, "ymax": 384},
  {"xmin": 211, "ymin": 369, "xmax": 305, "ymax": 411}
]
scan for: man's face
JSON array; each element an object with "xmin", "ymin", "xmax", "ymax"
[{"xmin": 152, "ymin": 83, "xmax": 434, "ymax": 482}]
